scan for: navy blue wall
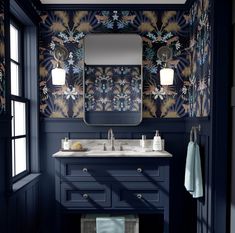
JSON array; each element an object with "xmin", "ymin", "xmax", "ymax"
[{"xmin": 0, "ymin": 120, "xmax": 8, "ymax": 233}]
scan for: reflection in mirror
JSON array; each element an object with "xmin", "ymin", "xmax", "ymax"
[{"xmin": 83, "ymin": 34, "xmax": 143, "ymax": 126}]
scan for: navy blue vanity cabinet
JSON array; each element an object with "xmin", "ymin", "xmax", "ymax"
[{"xmin": 54, "ymin": 157, "xmax": 171, "ymax": 233}]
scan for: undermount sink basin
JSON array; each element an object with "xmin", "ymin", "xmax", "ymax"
[{"xmin": 84, "ymin": 149, "xmax": 152, "ymax": 156}]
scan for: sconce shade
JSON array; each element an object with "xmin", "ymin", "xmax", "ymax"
[
  {"xmin": 160, "ymin": 68, "xmax": 174, "ymax": 85},
  {"xmin": 52, "ymin": 67, "xmax": 66, "ymax": 85}
]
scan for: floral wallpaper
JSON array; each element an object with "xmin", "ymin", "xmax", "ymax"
[
  {"xmin": 188, "ymin": 0, "xmax": 211, "ymax": 117},
  {"xmin": 85, "ymin": 65, "xmax": 142, "ymax": 112},
  {"xmin": 0, "ymin": 1, "xmax": 5, "ymax": 115},
  {"xmin": 39, "ymin": 2, "xmax": 211, "ymax": 118}
]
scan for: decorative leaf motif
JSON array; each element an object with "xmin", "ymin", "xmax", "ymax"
[
  {"xmin": 96, "ymin": 102, "xmax": 103, "ymax": 111},
  {"xmin": 104, "ymin": 67, "xmax": 113, "ymax": 76},
  {"xmin": 133, "ymin": 103, "xmax": 140, "ymax": 111},
  {"xmin": 203, "ymin": 0, "xmax": 209, "ymax": 11},
  {"xmin": 40, "ymin": 104, "xmax": 47, "ymax": 113},
  {"xmin": 143, "ymin": 98, "xmax": 157, "ymax": 117},
  {"xmin": 54, "ymin": 98, "xmax": 68, "ymax": 117},
  {"xmin": 138, "ymin": 22, "xmax": 155, "ymax": 32},
  {"xmin": 72, "ymin": 98, "xmax": 83, "ymax": 117},
  {"xmin": 50, "ymin": 22, "xmax": 66, "ymax": 32},
  {"xmin": 182, "ymin": 67, "xmax": 191, "ymax": 77},
  {"xmin": 162, "ymin": 11, "xmax": 177, "ymax": 26},
  {"xmin": 54, "ymin": 11, "xmax": 69, "ymax": 27},
  {"xmin": 143, "ymin": 11, "xmax": 157, "ymax": 27},
  {"xmin": 49, "ymin": 111, "xmax": 65, "ymax": 118},
  {"xmin": 0, "ymin": 42, "xmax": 4, "ymax": 57},
  {"xmin": 164, "ymin": 111, "xmax": 179, "ymax": 118},
  {"xmin": 40, "ymin": 14, "xmax": 48, "ymax": 24},
  {"xmin": 161, "ymin": 98, "xmax": 176, "ymax": 117},
  {"xmin": 164, "ymin": 22, "xmax": 181, "ymax": 32},
  {"xmin": 104, "ymin": 103, "xmax": 112, "ymax": 111},
  {"xmin": 95, "ymin": 15, "xmax": 109, "ymax": 23},
  {"xmin": 122, "ymin": 15, "xmax": 136, "ymax": 23},
  {"xmin": 39, "ymin": 66, "xmax": 48, "ymax": 78},
  {"xmin": 76, "ymin": 22, "xmax": 93, "ymax": 32},
  {"xmin": 73, "ymin": 11, "xmax": 88, "ymax": 26}
]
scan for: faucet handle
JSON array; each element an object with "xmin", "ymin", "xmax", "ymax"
[
  {"xmin": 119, "ymin": 143, "xmax": 123, "ymax": 151},
  {"xmin": 103, "ymin": 142, "xmax": 107, "ymax": 151}
]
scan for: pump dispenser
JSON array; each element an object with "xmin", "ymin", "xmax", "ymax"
[{"xmin": 153, "ymin": 130, "xmax": 162, "ymax": 151}]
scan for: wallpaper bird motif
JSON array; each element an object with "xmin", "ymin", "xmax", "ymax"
[
  {"xmin": 0, "ymin": 1, "xmax": 5, "ymax": 115},
  {"xmin": 39, "ymin": 0, "xmax": 211, "ymax": 118}
]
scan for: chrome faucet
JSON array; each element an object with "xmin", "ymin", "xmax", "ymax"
[{"xmin": 107, "ymin": 128, "xmax": 115, "ymax": 151}]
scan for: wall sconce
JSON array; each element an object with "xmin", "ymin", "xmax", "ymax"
[
  {"xmin": 157, "ymin": 46, "xmax": 174, "ymax": 85},
  {"xmin": 51, "ymin": 45, "xmax": 68, "ymax": 85}
]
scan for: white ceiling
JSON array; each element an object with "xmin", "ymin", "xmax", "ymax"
[{"xmin": 40, "ymin": 0, "xmax": 186, "ymax": 4}]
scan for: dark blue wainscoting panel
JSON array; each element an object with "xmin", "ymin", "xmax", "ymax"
[
  {"xmin": 0, "ymin": 118, "xmax": 41, "ymax": 233},
  {"xmin": 40, "ymin": 118, "xmax": 211, "ymax": 233},
  {"xmin": 7, "ymin": 177, "xmax": 41, "ymax": 233},
  {"xmin": 0, "ymin": 129, "xmax": 7, "ymax": 233}
]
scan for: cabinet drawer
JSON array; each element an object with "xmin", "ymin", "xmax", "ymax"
[
  {"xmin": 61, "ymin": 182, "xmax": 111, "ymax": 209},
  {"xmin": 113, "ymin": 182, "xmax": 166, "ymax": 209},
  {"xmin": 61, "ymin": 161, "xmax": 165, "ymax": 182}
]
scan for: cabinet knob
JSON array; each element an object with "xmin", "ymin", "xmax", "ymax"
[
  {"xmin": 83, "ymin": 193, "xmax": 89, "ymax": 199},
  {"xmin": 137, "ymin": 168, "xmax": 142, "ymax": 173},
  {"xmin": 82, "ymin": 168, "xmax": 88, "ymax": 173},
  {"xmin": 136, "ymin": 194, "xmax": 142, "ymax": 199}
]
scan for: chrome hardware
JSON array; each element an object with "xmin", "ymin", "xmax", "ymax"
[
  {"xmin": 83, "ymin": 193, "xmax": 89, "ymax": 199},
  {"xmin": 82, "ymin": 168, "xmax": 88, "ymax": 173},
  {"xmin": 108, "ymin": 128, "xmax": 115, "ymax": 151},
  {"xmin": 103, "ymin": 142, "xmax": 107, "ymax": 151},
  {"xmin": 136, "ymin": 194, "xmax": 142, "ymax": 199},
  {"xmin": 137, "ymin": 168, "xmax": 142, "ymax": 173}
]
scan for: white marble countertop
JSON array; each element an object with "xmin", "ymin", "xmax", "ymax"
[{"xmin": 53, "ymin": 139, "xmax": 172, "ymax": 158}]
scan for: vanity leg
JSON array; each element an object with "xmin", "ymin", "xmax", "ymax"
[
  {"xmin": 55, "ymin": 202, "xmax": 62, "ymax": 233},
  {"xmin": 164, "ymin": 210, "xmax": 169, "ymax": 233}
]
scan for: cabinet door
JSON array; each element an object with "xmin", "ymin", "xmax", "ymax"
[
  {"xmin": 61, "ymin": 182, "xmax": 111, "ymax": 209},
  {"xmin": 113, "ymin": 182, "xmax": 167, "ymax": 210}
]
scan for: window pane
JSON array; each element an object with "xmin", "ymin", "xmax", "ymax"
[
  {"xmin": 12, "ymin": 140, "xmax": 15, "ymax": 177},
  {"xmin": 14, "ymin": 101, "xmax": 26, "ymax": 136},
  {"xmin": 11, "ymin": 62, "xmax": 19, "ymax": 96},
  {"xmin": 11, "ymin": 101, "xmax": 14, "ymax": 136},
  {"xmin": 15, "ymin": 137, "xmax": 26, "ymax": 175},
  {"xmin": 10, "ymin": 24, "xmax": 19, "ymax": 62}
]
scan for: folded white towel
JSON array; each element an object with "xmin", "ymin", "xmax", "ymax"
[
  {"xmin": 96, "ymin": 217, "xmax": 125, "ymax": 233},
  {"xmin": 184, "ymin": 141, "xmax": 203, "ymax": 198}
]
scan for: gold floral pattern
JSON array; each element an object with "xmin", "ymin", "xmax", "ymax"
[{"xmin": 39, "ymin": 3, "xmax": 211, "ymax": 118}]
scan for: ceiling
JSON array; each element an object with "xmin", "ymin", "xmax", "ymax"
[{"xmin": 40, "ymin": 0, "xmax": 187, "ymax": 4}]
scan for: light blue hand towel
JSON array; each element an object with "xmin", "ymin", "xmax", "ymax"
[
  {"xmin": 96, "ymin": 217, "xmax": 125, "ymax": 233},
  {"xmin": 184, "ymin": 141, "xmax": 203, "ymax": 198}
]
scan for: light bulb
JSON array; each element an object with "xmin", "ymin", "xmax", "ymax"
[
  {"xmin": 160, "ymin": 68, "xmax": 174, "ymax": 85},
  {"xmin": 52, "ymin": 67, "xmax": 66, "ymax": 85}
]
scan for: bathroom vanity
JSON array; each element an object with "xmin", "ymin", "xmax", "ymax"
[{"xmin": 53, "ymin": 140, "xmax": 172, "ymax": 233}]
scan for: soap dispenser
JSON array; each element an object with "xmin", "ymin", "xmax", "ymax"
[
  {"xmin": 153, "ymin": 130, "xmax": 162, "ymax": 151},
  {"xmin": 63, "ymin": 137, "xmax": 70, "ymax": 150}
]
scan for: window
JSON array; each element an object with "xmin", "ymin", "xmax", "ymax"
[{"xmin": 10, "ymin": 19, "xmax": 29, "ymax": 179}]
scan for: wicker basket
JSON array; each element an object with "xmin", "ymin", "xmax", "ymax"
[{"xmin": 81, "ymin": 215, "xmax": 139, "ymax": 233}]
